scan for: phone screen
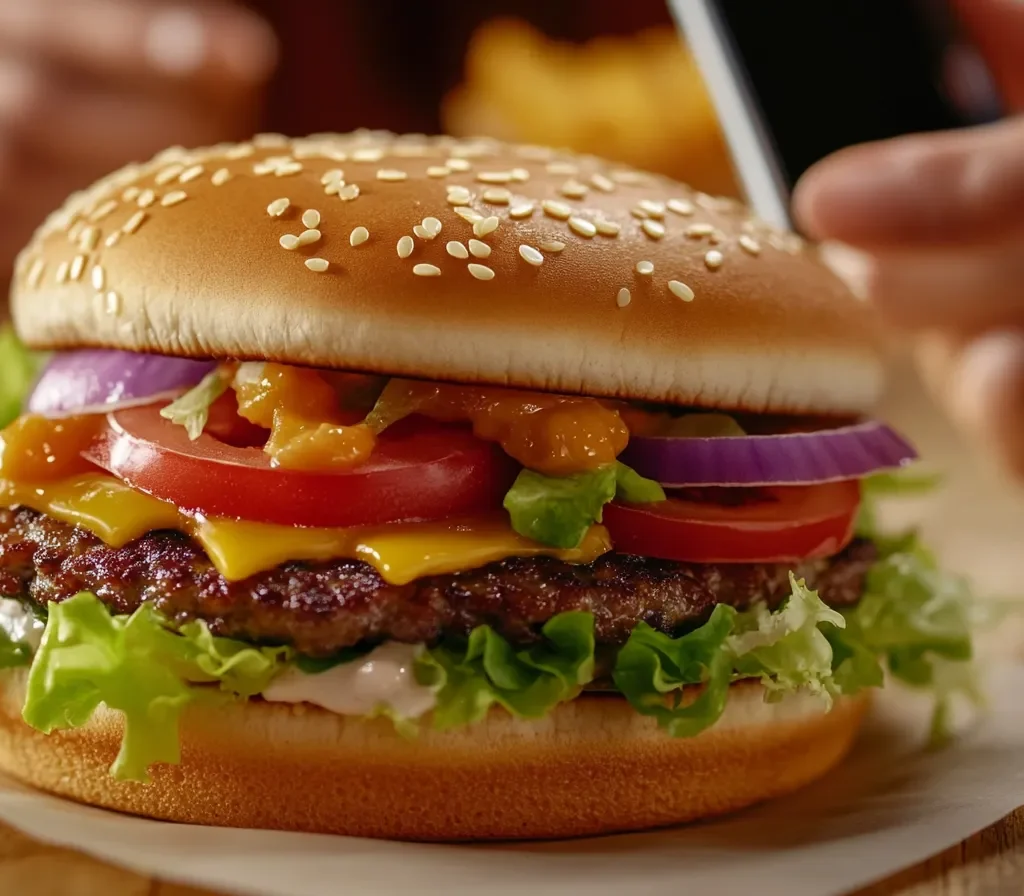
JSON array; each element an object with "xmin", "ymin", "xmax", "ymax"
[{"xmin": 700, "ymin": 0, "xmax": 1003, "ymax": 191}]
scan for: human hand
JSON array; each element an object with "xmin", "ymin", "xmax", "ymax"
[
  {"xmin": 0, "ymin": 0, "xmax": 277, "ymax": 279},
  {"xmin": 793, "ymin": 0, "xmax": 1024, "ymax": 478}
]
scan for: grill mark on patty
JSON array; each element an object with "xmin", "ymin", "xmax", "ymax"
[{"xmin": 0, "ymin": 507, "xmax": 876, "ymax": 657}]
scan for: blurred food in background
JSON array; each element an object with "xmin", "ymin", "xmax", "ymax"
[{"xmin": 443, "ymin": 18, "xmax": 738, "ymax": 196}]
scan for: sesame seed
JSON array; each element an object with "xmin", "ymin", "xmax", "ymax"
[
  {"xmin": 69, "ymin": 254, "xmax": 86, "ymax": 281},
  {"xmin": 635, "ymin": 260, "xmax": 654, "ymax": 275},
  {"xmin": 510, "ymin": 167, "xmax": 530, "ymax": 182},
  {"xmin": 305, "ymin": 258, "xmax": 330, "ymax": 272},
  {"xmin": 297, "ymin": 229, "xmax": 321, "ymax": 246},
  {"xmin": 612, "ymin": 170, "xmax": 648, "ymax": 185},
  {"xmin": 519, "ymin": 245, "xmax": 543, "ymax": 266},
  {"xmin": 468, "ymin": 239, "xmax": 491, "ymax": 258},
  {"xmin": 104, "ymin": 232, "xmax": 121, "ymax": 248},
  {"xmin": 179, "ymin": 164, "xmax": 205, "ymax": 183},
  {"xmin": 638, "ymin": 200, "xmax": 666, "ymax": 219},
  {"xmin": 476, "ymin": 171, "xmax": 513, "ymax": 184},
  {"xmin": 547, "ymin": 161, "xmax": 578, "ymax": 176},
  {"xmin": 122, "ymin": 186, "xmax": 141, "ymax": 202},
  {"xmin": 667, "ymin": 198, "xmax": 695, "ymax": 216},
  {"xmin": 446, "ymin": 240, "xmax": 469, "ymax": 259},
  {"xmin": 303, "ymin": 209, "xmax": 321, "ymax": 229},
  {"xmin": 90, "ymin": 265, "xmax": 105, "ymax": 291},
  {"xmin": 427, "ymin": 166, "xmax": 451, "ymax": 177},
  {"xmin": 668, "ymin": 280, "xmax": 695, "ymax": 302},
  {"xmin": 704, "ymin": 250, "xmax": 724, "ymax": 270},
  {"xmin": 89, "ymin": 199, "xmax": 118, "ymax": 222},
  {"xmin": 105, "ymin": 290, "xmax": 122, "ymax": 314},
  {"xmin": 27, "ymin": 258, "xmax": 45, "ymax": 288},
  {"xmin": 122, "ymin": 211, "xmax": 147, "ymax": 234},
  {"xmin": 630, "ymin": 207, "xmax": 649, "ymax": 220},
  {"xmin": 161, "ymin": 191, "xmax": 188, "ymax": 208},
  {"xmin": 509, "ymin": 202, "xmax": 535, "ymax": 219},
  {"xmin": 377, "ymin": 168, "xmax": 408, "ymax": 182},
  {"xmin": 422, "ymin": 217, "xmax": 442, "ymax": 238},
  {"xmin": 482, "ymin": 187, "xmax": 511, "ymax": 204},
  {"xmin": 321, "ymin": 169, "xmax": 345, "ymax": 185},
  {"xmin": 739, "ymin": 235, "xmax": 762, "ymax": 256},
  {"xmin": 136, "ymin": 189, "xmax": 156, "ymax": 209},
  {"xmin": 591, "ymin": 173, "xmax": 615, "ymax": 193},
  {"xmin": 468, "ymin": 263, "xmax": 495, "ymax": 281},
  {"xmin": 413, "ymin": 263, "xmax": 441, "ymax": 277},
  {"xmin": 616, "ymin": 287, "xmax": 632, "ymax": 308},
  {"xmin": 67, "ymin": 220, "xmax": 84, "ymax": 242},
  {"xmin": 397, "ymin": 235, "xmax": 415, "ymax": 258},
  {"xmin": 226, "ymin": 144, "xmax": 255, "ymax": 159},
  {"xmin": 280, "ymin": 234, "xmax": 300, "ymax": 250},
  {"xmin": 212, "ymin": 168, "xmax": 231, "ymax": 186},
  {"xmin": 413, "ymin": 225, "xmax": 430, "ymax": 240},
  {"xmin": 446, "ymin": 187, "xmax": 472, "ymax": 206},
  {"xmin": 55, "ymin": 261, "xmax": 69, "ymax": 284},
  {"xmin": 568, "ymin": 217, "xmax": 597, "ymax": 238},
  {"xmin": 560, "ymin": 179, "xmax": 588, "ymax": 199},
  {"xmin": 79, "ymin": 227, "xmax": 99, "ymax": 252},
  {"xmin": 446, "ymin": 158, "xmax": 472, "ymax": 172},
  {"xmin": 473, "ymin": 216, "xmax": 499, "ymax": 238},
  {"xmin": 323, "ymin": 181, "xmax": 345, "ymax": 197},
  {"xmin": 542, "ymin": 200, "xmax": 572, "ymax": 220},
  {"xmin": 353, "ymin": 147, "xmax": 384, "ymax": 162},
  {"xmin": 539, "ymin": 240, "xmax": 565, "ymax": 253},
  {"xmin": 642, "ymin": 220, "xmax": 666, "ymax": 240},
  {"xmin": 267, "ymin": 198, "xmax": 290, "ymax": 217},
  {"xmin": 154, "ymin": 165, "xmax": 183, "ymax": 185},
  {"xmin": 594, "ymin": 219, "xmax": 620, "ymax": 237},
  {"xmin": 275, "ymin": 161, "xmax": 303, "ymax": 177},
  {"xmin": 685, "ymin": 223, "xmax": 714, "ymax": 238},
  {"xmin": 338, "ymin": 184, "xmax": 360, "ymax": 201},
  {"xmin": 350, "ymin": 226, "xmax": 370, "ymax": 247},
  {"xmin": 454, "ymin": 207, "xmax": 483, "ymax": 224}
]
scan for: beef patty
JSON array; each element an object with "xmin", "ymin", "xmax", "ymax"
[{"xmin": 0, "ymin": 507, "xmax": 876, "ymax": 657}]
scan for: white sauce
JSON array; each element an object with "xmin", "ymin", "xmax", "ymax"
[
  {"xmin": 0, "ymin": 598, "xmax": 44, "ymax": 651},
  {"xmin": 261, "ymin": 642, "xmax": 436, "ymax": 720}
]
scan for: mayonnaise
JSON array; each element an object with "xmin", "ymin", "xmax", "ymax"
[
  {"xmin": 261, "ymin": 642, "xmax": 436, "ymax": 720},
  {"xmin": 0, "ymin": 597, "xmax": 43, "ymax": 652}
]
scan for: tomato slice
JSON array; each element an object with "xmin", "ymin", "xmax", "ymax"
[
  {"xmin": 84, "ymin": 405, "xmax": 517, "ymax": 528},
  {"xmin": 602, "ymin": 482, "xmax": 860, "ymax": 564}
]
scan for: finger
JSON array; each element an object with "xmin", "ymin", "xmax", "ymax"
[
  {"xmin": 0, "ymin": 0, "xmax": 277, "ymax": 94},
  {"xmin": 917, "ymin": 329, "xmax": 1024, "ymax": 482},
  {"xmin": 793, "ymin": 116, "xmax": 1024, "ymax": 249},
  {"xmin": 952, "ymin": 0, "xmax": 1024, "ymax": 110},
  {"xmin": 865, "ymin": 244, "xmax": 1024, "ymax": 333},
  {"xmin": 0, "ymin": 57, "xmax": 257, "ymax": 168}
]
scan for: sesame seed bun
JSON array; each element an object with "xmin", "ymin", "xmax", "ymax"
[
  {"xmin": 0, "ymin": 670, "xmax": 867, "ymax": 841},
  {"xmin": 11, "ymin": 131, "xmax": 883, "ymax": 414}
]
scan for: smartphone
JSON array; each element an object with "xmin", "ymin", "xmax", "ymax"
[{"xmin": 668, "ymin": 0, "xmax": 1004, "ymax": 229}]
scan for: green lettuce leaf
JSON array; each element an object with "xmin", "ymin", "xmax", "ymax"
[
  {"xmin": 22, "ymin": 593, "xmax": 289, "ymax": 782},
  {"xmin": 0, "ymin": 628, "xmax": 32, "ymax": 669},
  {"xmin": 159, "ymin": 366, "xmax": 233, "ymax": 440},
  {"xmin": 423, "ymin": 611, "xmax": 596, "ymax": 729},
  {"xmin": 0, "ymin": 326, "xmax": 44, "ymax": 429},
  {"xmin": 503, "ymin": 462, "xmax": 665, "ymax": 549}
]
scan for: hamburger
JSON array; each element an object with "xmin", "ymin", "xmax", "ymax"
[{"xmin": 0, "ymin": 131, "xmax": 974, "ymax": 842}]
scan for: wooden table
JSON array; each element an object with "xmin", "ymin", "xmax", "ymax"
[{"xmin": 2, "ymin": 360, "xmax": 1023, "ymax": 896}]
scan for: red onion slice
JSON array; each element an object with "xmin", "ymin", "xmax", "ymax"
[
  {"xmin": 619, "ymin": 420, "xmax": 918, "ymax": 487},
  {"xmin": 27, "ymin": 350, "xmax": 217, "ymax": 417}
]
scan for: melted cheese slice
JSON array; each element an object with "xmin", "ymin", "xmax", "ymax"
[{"xmin": 0, "ymin": 475, "xmax": 610, "ymax": 585}]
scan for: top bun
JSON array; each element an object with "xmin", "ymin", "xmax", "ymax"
[{"xmin": 11, "ymin": 131, "xmax": 883, "ymax": 414}]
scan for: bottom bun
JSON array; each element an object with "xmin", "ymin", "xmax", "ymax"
[{"xmin": 0, "ymin": 670, "xmax": 867, "ymax": 841}]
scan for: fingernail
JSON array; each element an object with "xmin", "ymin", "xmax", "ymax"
[
  {"xmin": 218, "ymin": 13, "xmax": 278, "ymax": 82},
  {"xmin": 144, "ymin": 7, "xmax": 208, "ymax": 76},
  {"xmin": 949, "ymin": 331, "xmax": 1024, "ymax": 437}
]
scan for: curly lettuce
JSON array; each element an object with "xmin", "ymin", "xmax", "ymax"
[
  {"xmin": 0, "ymin": 325, "xmax": 45, "ymax": 429},
  {"xmin": 159, "ymin": 365, "xmax": 235, "ymax": 440}
]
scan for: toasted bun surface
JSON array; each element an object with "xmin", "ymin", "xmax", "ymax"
[
  {"xmin": 12, "ymin": 132, "xmax": 882, "ymax": 414},
  {"xmin": 0, "ymin": 671, "xmax": 866, "ymax": 841}
]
